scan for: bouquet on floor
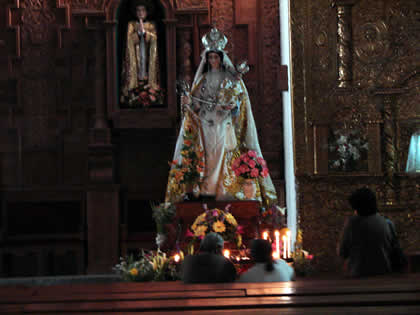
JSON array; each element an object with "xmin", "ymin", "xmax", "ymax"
[
  {"xmin": 113, "ymin": 249, "xmax": 182, "ymax": 282},
  {"xmin": 186, "ymin": 204, "xmax": 243, "ymax": 250},
  {"xmin": 232, "ymin": 150, "xmax": 269, "ymax": 179}
]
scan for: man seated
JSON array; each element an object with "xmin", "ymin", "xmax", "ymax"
[
  {"xmin": 237, "ymin": 239, "xmax": 295, "ymax": 282},
  {"xmin": 182, "ymin": 232, "xmax": 236, "ymax": 283}
]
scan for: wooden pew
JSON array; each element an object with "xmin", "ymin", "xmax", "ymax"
[{"xmin": 1, "ymin": 274, "xmax": 420, "ymax": 314}]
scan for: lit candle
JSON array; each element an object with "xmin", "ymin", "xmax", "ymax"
[
  {"xmin": 274, "ymin": 230, "xmax": 280, "ymax": 259},
  {"xmin": 174, "ymin": 253, "xmax": 180, "ymax": 263},
  {"xmin": 263, "ymin": 231, "xmax": 269, "ymax": 240},
  {"xmin": 282, "ymin": 235, "xmax": 287, "ymax": 259},
  {"xmin": 286, "ymin": 230, "xmax": 291, "ymax": 258},
  {"xmin": 223, "ymin": 249, "xmax": 230, "ymax": 258}
]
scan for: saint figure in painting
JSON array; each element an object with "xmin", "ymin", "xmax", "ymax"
[{"xmin": 165, "ymin": 28, "xmax": 278, "ymax": 207}]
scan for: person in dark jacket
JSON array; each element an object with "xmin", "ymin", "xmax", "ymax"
[
  {"xmin": 182, "ymin": 232, "xmax": 236, "ymax": 283},
  {"xmin": 337, "ymin": 187, "xmax": 404, "ymax": 277}
]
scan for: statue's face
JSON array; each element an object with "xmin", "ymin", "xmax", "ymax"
[
  {"xmin": 208, "ymin": 52, "xmax": 221, "ymax": 70},
  {"xmin": 136, "ymin": 5, "xmax": 147, "ymax": 20}
]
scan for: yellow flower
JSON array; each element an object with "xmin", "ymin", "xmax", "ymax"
[
  {"xmin": 237, "ymin": 234, "xmax": 242, "ymax": 247},
  {"xmin": 129, "ymin": 268, "xmax": 138, "ymax": 276},
  {"xmin": 191, "ymin": 222, "xmax": 198, "ymax": 232},
  {"xmin": 225, "ymin": 213, "xmax": 238, "ymax": 226},
  {"xmin": 194, "ymin": 213, "xmax": 206, "ymax": 225},
  {"xmin": 194, "ymin": 225, "xmax": 208, "ymax": 237},
  {"xmin": 212, "ymin": 220, "xmax": 226, "ymax": 233}
]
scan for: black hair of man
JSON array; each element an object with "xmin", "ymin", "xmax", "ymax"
[
  {"xmin": 250, "ymin": 239, "xmax": 274, "ymax": 272},
  {"xmin": 348, "ymin": 187, "xmax": 378, "ymax": 216}
]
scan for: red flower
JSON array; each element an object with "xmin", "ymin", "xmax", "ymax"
[
  {"xmin": 185, "ymin": 229, "xmax": 194, "ymax": 238},
  {"xmin": 248, "ymin": 150, "xmax": 257, "ymax": 158},
  {"xmin": 248, "ymin": 159, "xmax": 256, "ymax": 168},
  {"xmin": 250, "ymin": 168, "xmax": 259, "ymax": 178},
  {"xmin": 139, "ymin": 91, "xmax": 150, "ymax": 106}
]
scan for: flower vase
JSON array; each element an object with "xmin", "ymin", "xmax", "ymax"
[{"xmin": 242, "ymin": 178, "xmax": 257, "ymax": 199}]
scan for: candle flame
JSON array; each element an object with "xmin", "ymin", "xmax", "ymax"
[
  {"xmin": 174, "ymin": 254, "xmax": 180, "ymax": 263},
  {"xmin": 223, "ymin": 249, "xmax": 230, "ymax": 258},
  {"xmin": 262, "ymin": 231, "xmax": 269, "ymax": 240}
]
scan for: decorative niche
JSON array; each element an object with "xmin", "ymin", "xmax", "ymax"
[{"xmin": 106, "ymin": 0, "xmax": 178, "ymax": 129}]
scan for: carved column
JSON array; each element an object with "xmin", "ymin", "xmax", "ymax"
[
  {"xmin": 374, "ymin": 88, "xmax": 405, "ymax": 204},
  {"xmin": 334, "ymin": 1, "xmax": 356, "ymax": 88},
  {"xmin": 382, "ymin": 95, "xmax": 396, "ymax": 203}
]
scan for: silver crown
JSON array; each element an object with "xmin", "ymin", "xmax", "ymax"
[{"xmin": 201, "ymin": 28, "xmax": 228, "ymax": 51}]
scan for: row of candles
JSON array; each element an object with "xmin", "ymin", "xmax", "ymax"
[
  {"xmin": 263, "ymin": 229, "xmax": 292, "ymax": 259},
  {"xmin": 174, "ymin": 228, "xmax": 293, "ymax": 262}
]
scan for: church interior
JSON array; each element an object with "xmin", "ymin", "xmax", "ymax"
[{"xmin": 0, "ymin": 0, "xmax": 419, "ymax": 313}]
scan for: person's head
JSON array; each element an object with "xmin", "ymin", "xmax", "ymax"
[
  {"xmin": 136, "ymin": 5, "xmax": 147, "ymax": 20},
  {"xmin": 199, "ymin": 232, "xmax": 224, "ymax": 254},
  {"xmin": 250, "ymin": 239, "xmax": 274, "ymax": 272},
  {"xmin": 348, "ymin": 187, "xmax": 378, "ymax": 216},
  {"xmin": 203, "ymin": 50, "xmax": 224, "ymax": 72}
]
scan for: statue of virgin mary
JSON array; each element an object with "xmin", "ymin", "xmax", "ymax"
[{"xmin": 165, "ymin": 28, "xmax": 278, "ymax": 208}]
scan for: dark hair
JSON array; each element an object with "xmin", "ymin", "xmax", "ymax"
[
  {"xmin": 250, "ymin": 239, "xmax": 274, "ymax": 272},
  {"xmin": 203, "ymin": 50, "xmax": 225, "ymax": 73},
  {"xmin": 348, "ymin": 187, "xmax": 378, "ymax": 216},
  {"xmin": 131, "ymin": 0, "xmax": 155, "ymax": 18},
  {"xmin": 199, "ymin": 232, "xmax": 224, "ymax": 254}
]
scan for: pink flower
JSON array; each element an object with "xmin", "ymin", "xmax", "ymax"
[
  {"xmin": 248, "ymin": 150, "xmax": 257, "ymax": 158},
  {"xmin": 236, "ymin": 225, "xmax": 244, "ymax": 234},
  {"xmin": 260, "ymin": 168, "xmax": 269, "ymax": 177},
  {"xmin": 212, "ymin": 210, "xmax": 218, "ymax": 217},
  {"xmin": 234, "ymin": 169, "xmax": 242, "ymax": 177},
  {"xmin": 149, "ymin": 94, "xmax": 156, "ymax": 102},
  {"xmin": 248, "ymin": 159, "xmax": 256, "ymax": 168},
  {"xmin": 240, "ymin": 165, "xmax": 249, "ymax": 174},
  {"xmin": 257, "ymin": 157, "xmax": 267, "ymax": 167},
  {"xmin": 250, "ymin": 168, "xmax": 259, "ymax": 178},
  {"xmin": 243, "ymin": 156, "xmax": 250, "ymax": 164},
  {"xmin": 307, "ymin": 254, "xmax": 314, "ymax": 260},
  {"xmin": 232, "ymin": 159, "xmax": 241, "ymax": 170},
  {"xmin": 185, "ymin": 229, "xmax": 194, "ymax": 237}
]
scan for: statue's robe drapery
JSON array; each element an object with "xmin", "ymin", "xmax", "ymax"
[
  {"xmin": 165, "ymin": 70, "xmax": 278, "ymax": 208},
  {"xmin": 121, "ymin": 20, "xmax": 160, "ymax": 104}
]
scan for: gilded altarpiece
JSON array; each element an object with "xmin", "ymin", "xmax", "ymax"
[{"xmin": 291, "ymin": 0, "xmax": 419, "ymax": 272}]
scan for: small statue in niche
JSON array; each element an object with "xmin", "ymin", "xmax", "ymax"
[{"xmin": 120, "ymin": 0, "xmax": 164, "ymax": 107}]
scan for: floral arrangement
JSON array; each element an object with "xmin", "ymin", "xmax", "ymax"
[
  {"xmin": 151, "ymin": 202, "xmax": 176, "ymax": 234},
  {"xmin": 292, "ymin": 249, "xmax": 315, "ymax": 277},
  {"xmin": 232, "ymin": 150, "xmax": 269, "ymax": 179},
  {"xmin": 260, "ymin": 205, "xmax": 286, "ymax": 227},
  {"xmin": 113, "ymin": 249, "xmax": 182, "ymax": 282},
  {"xmin": 328, "ymin": 129, "xmax": 368, "ymax": 171},
  {"xmin": 169, "ymin": 121, "xmax": 205, "ymax": 186},
  {"xmin": 126, "ymin": 79, "xmax": 164, "ymax": 107},
  {"xmin": 187, "ymin": 204, "xmax": 243, "ymax": 248},
  {"xmin": 291, "ymin": 229, "xmax": 315, "ymax": 277}
]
